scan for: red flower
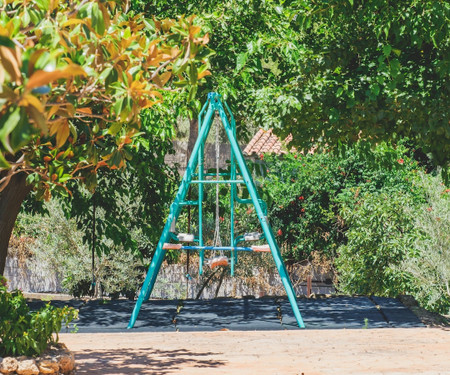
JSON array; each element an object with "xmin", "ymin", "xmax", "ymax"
[
  {"xmin": 220, "ymin": 216, "xmax": 225, "ymax": 222},
  {"xmin": 397, "ymin": 158, "xmax": 404, "ymax": 164},
  {"xmin": 259, "ymin": 154, "xmax": 264, "ymax": 160},
  {"xmin": 298, "ymin": 196, "xmax": 304, "ymax": 201},
  {"xmin": 301, "ymin": 208, "xmax": 305, "ymax": 213},
  {"xmin": 427, "ymin": 207, "xmax": 432, "ymax": 212},
  {"xmin": 277, "ymin": 229, "xmax": 282, "ymax": 236},
  {"xmin": 294, "ymin": 154, "xmax": 298, "ymax": 159}
]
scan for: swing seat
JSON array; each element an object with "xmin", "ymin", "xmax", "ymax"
[
  {"xmin": 244, "ymin": 232, "xmax": 262, "ymax": 241},
  {"xmin": 251, "ymin": 245, "xmax": 271, "ymax": 252},
  {"xmin": 177, "ymin": 233, "xmax": 195, "ymax": 242},
  {"xmin": 163, "ymin": 243, "xmax": 182, "ymax": 250},
  {"xmin": 209, "ymin": 255, "xmax": 229, "ymax": 269}
]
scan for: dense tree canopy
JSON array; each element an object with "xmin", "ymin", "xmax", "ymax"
[
  {"xmin": 0, "ymin": 0, "xmax": 212, "ymax": 274},
  {"xmin": 137, "ymin": 0, "xmax": 449, "ymax": 174},
  {"xmin": 0, "ymin": 0, "xmax": 211, "ymax": 194}
]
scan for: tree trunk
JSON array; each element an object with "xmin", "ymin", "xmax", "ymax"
[
  {"xmin": 186, "ymin": 117, "xmax": 198, "ymax": 165},
  {"xmin": 0, "ymin": 172, "xmax": 32, "ymax": 275}
]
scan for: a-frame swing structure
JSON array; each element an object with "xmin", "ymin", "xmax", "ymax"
[{"xmin": 128, "ymin": 92, "xmax": 305, "ymax": 329}]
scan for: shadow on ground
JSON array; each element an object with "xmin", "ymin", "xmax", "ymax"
[{"xmin": 74, "ymin": 347, "xmax": 226, "ymax": 374}]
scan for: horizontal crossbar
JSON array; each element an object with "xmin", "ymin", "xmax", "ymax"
[
  {"xmin": 162, "ymin": 244, "xmax": 271, "ymax": 252},
  {"xmin": 191, "ymin": 180, "xmax": 244, "ymax": 184}
]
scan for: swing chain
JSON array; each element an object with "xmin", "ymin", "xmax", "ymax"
[{"xmin": 213, "ymin": 115, "xmax": 222, "ymax": 249}]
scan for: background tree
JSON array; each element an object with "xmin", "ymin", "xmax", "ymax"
[
  {"xmin": 0, "ymin": 0, "xmax": 212, "ymax": 274},
  {"xmin": 135, "ymin": 0, "xmax": 449, "ymax": 175}
]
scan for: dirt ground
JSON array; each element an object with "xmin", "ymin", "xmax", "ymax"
[{"xmin": 61, "ymin": 328, "xmax": 450, "ymax": 375}]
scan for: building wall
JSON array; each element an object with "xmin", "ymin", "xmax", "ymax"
[{"xmin": 165, "ymin": 141, "xmax": 245, "ymax": 176}]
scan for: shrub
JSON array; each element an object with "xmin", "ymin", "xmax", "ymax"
[
  {"xmin": 14, "ymin": 200, "xmax": 145, "ymax": 298},
  {"xmin": 401, "ymin": 173, "xmax": 450, "ymax": 314},
  {"xmin": 335, "ymin": 190, "xmax": 419, "ymax": 296},
  {"xmin": 262, "ymin": 141, "xmax": 422, "ymax": 263},
  {"xmin": 0, "ymin": 276, "xmax": 77, "ymax": 357}
]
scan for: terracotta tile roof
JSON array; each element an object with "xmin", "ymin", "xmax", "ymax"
[{"xmin": 243, "ymin": 129, "xmax": 292, "ymax": 156}]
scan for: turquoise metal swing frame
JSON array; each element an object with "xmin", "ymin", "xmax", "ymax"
[{"xmin": 128, "ymin": 92, "xmax": 305, "ymax": 329}]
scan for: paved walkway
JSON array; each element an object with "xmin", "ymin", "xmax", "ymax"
[
  {"xmin": 60, "ymin": 328, "xmax": 450, "ymax": 374},
  {"xmin": 28, "ymin": 296, "xmax": 449, "ymax": 374}
]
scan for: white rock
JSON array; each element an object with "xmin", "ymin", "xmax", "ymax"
[
  {"xmin": 16, "ymin": 358, "xmax": 39, "ymax": 375},
  {"xmin": 38, "ymin": 359, "xmax": 59, "ymax": 374},
  {"xmin": 0, "ymin": 357, "xmax": 18, "ymax": 374},
  {"xmin": 58, "ymin": 353, "xmax": 75, "ymax": 374}
]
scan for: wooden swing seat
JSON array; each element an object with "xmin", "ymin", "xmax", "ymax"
[
  {"xmin": 209, "ymin": 255, "xmax": 229, "ymax": 269},
  {"xmin": 251, "ymin": 245, "xmax": 270, "ymax": 252},
  {"xmin": 163, "ymin": 243, "xmax": 182, "ymax": 250}
]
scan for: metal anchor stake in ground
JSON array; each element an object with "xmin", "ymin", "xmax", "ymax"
[{"xmin": 128, "ymin": 92, "xmax": 305, "ymax": 329}]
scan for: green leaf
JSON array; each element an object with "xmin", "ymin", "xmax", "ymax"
[
  {"xmin": 235, "ymin": 52, "xmax": 248, "ymax": 74},
  {"xmin": 189, "ymin": 62, "xmax": 197, "ymax": 84},
  {"xmin": 384, "ymin": 23, "xmax": 390, "ymax": 38},
  {"xmin": 99, "ymin": 67, "xmax": 113, "ymax": 81},
  {"xmin": 188, "ymin": 84, "xmax": 198, "ymax": 102},
  {"xmin": 91, "ymin": 2, "xmax": 105, "ymax": 35},
  {"xmin": 383, "ymin": 45, "xmax": 392, "ymax": 57},
  {"xmin": 173, "ymin": 80, "xmax": 188, "ymax": 87},
  {"xmin": 23, "ymin": 8, "xmax": 31, "ymax": 27},
  {"xmin": 0, "ymin": 152, "xmax": 10, "ymax": 168},
  {"xmin": 370, "ymin": 83, "xmax": 380, "ymax": 96},
  {"xmin": 10, "ymin": 109, "xmax": 34, "ymax": 151},
  {"xmin": 108, "ymin": 122, "xmax": 122, "ymax": 136},
  {"xmin": 0, "ymin": 35, "xmax": 15, "ymax": 49},
  {"xmin": 0, "ymin": 107, "xmax": 21, "ymax": 153},
  {"xmin": 35, "ymin": 0, "xmax": 50, "ymax": 11},
  {"xmin": 348, "ymin": 0, "xmax": 354, "ymax": 6}
]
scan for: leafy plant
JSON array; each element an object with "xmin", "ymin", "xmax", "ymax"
[
  {"xmin": 261, "ymin": 141, "xmax": 423, "ymax": 264},
  {"xmin": 0, "ymin": 0, "xmax": 213, "ymax": 275},
  {"xmin": 400, "ymin": 173, "xmax": 450, "ymax": 314},
  {"xmin": 335, "ymin": 190, "xmax": 418, "ymax": 296},
  {"xmin": 135, "ymin": 0, "xmax": 450, "ymax": 178},
  {"xmin": 0, "ymin": 275, "xmax": 78, "ymax": 357},
  {"xmin": 15, "ymin": 199, "xmax": 146, "ymax": 298}
]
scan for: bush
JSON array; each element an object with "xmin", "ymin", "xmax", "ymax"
[
  {"xmin": 335, "ymin": 190, "xmax": 418, "ymax": 296},
  {"xmin": 14, "ymin": 200, "xmax": 145, "ymax": 298},
  {"xmin": 261, "ymin": 141, "xmax": 423, "ymax": 263},
  {"xmin": 0, "ymin": 276, "xmax": 77, "ymax": 357},
  {"xmin": 401, "ymin": 173, "xmax": 450, "ymax": 314}
]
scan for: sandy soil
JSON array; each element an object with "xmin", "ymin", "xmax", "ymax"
[{"xmin": 60, "ymin": 328, "xmax": 450, "ymax": 375}]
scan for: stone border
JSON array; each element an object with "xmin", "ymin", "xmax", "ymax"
[{"xmin": 0, "ymin": 343, "xmax": 75, "ymax": 375}]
